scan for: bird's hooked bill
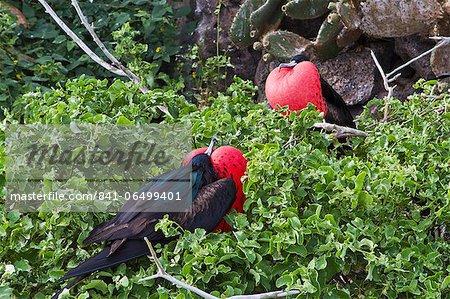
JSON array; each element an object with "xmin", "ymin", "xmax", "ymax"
[
  {"xmin": 278, "ymin": 61, "xmax": 297, "ymax": 69},
  {"xmin": 204, "ymin": 137, "xmax": 218, "ymax": 156}
]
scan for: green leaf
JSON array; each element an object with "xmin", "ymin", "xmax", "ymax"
[
  {"xmin": 0, "ymin": 286, "xmax": 13, "ymax": 299},
  {"xmin": 116, "ymin": 116, "xmax": 134, "ymax": 125},
  {"xmin": 442, "ymin": 276, "xmax": 450, "ymax": 289},
  {"xmin": 14, "ymin": 260, "xmax": 31, "ymax": 272},
  {"xmin": 276, "ymin": 274, "xmax": 293, "ymax": 288},
  {"xmin": 315, "ymin": 255, "xmax": 327, "ymax": 270},
  {"xmin": 84, "ymin": 280, "xmax": 108, "ymax": 293},
  {"xmin": 354, "ymin": 171, "xmax": 366, "ymax": 191}
]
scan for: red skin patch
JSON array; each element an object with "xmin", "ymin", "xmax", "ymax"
[
  {"xmin": 265, "ymin": 61, "xmax": 327, "ymax": 115},
  {"xmin": 210, "ymin": 146, "xmax": 247, "ymax": 232},
  {"xmin": 183, "ymin": 146, "xmax": 247, "ymax": 232}
]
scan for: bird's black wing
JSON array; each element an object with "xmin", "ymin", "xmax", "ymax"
[
  {"xmin": 125, "ymin": 178, "xmax": 236, "ymax": 240},
  {"xmin": 57, "ymin": 239, "xmax": 159, "ymax": 281},
  {"xmin": 84, "ymin": 165, "xmax": 196, "ymax": 245},
  {"xmin": 321, "ymin": 77, "xmax": 355, "ymax": 128},
  {"xmin": 174, "ymin": 178, "xmax": 237, "ymax": 232}
]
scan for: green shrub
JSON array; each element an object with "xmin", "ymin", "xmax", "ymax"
[
  {"xmin": 9, "ymin": 76, "xmax": 196, "ymax": 124},
  {"xmin": 0, "ymin": 0, "xmax": 192, "ymax": 111},
  {"xmin": 0, "ymin": 79, "xmax": 449, "ymax": 298}
]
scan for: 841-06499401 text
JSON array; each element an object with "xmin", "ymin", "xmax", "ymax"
[{"xmin": 8, "ymin": 191, "xmax": 182, "ymax": 201}]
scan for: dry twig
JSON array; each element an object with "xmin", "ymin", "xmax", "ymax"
[
  {"xmin": 140, "ymin": 237, "xmax": 300, "ymax": 299},
  {"xmin": 312, "ymin": 122, "xmax": 368, "ymax": 139},
  {"xmin": 37, "ymin": 0, "xmax": 126, "ymax": 76},
  {"xmin": 71, "ymin": 0, "xmax": 149, "ymax": 94},
  {"xmin": 370, "ymin": 36, "xmax": 450, "ymax": 121}
]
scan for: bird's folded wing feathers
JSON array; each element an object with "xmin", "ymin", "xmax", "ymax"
[
  {"xmin": 84, "ymin": 165, "xmax": 197, "ymax": 244},
  {"xmin": 58, "ymin": 239, "xmax": 154, "ymax": 281},
  {"xmin": 175, "ymin": 178, "xmax": 237, "ymax": 232}
]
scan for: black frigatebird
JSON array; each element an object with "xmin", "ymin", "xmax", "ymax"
[
  {"xmin": 265, "ymin": 54, "xmax": 355, "ymax": 128},
  {"xmin": 52, "ymin": 138, "xmax": 237, "ymax": 298}
]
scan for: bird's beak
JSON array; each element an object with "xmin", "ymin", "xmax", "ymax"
[
  {"xmin": 204, "ymin": 137, "xmax": 217, "ymax": 156},
  {"xmin": 278, "ymin": 61, "xmax": 297, "ymax": 69}
]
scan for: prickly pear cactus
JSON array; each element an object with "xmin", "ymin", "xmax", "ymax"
[
  {"xmin": 230, "ymin": 0, "xmax": 266, "ymax": 47},
  {"xmin": 230, "ymin": 0, "xmax": 284, "ymax": 47},
  {"xmin": 335, "ymin": 1, "xmax": 360, "ymax": 30},
  {"xmin": 281, "ymin": 0, "xmax": 330, "ymax": 20},
  {"xmin": 262, "ymin": 30, "xmax": 313, "ymax": 59},
  {"xmin": 250, "ymin": 0, "xmax": 285, "ymax": 38},
  {"xmin": 314, "ymin": 12, "xmax": 343, "ymax": 58},
  {"xmin": 230, "ymin": 0, "xmax": 447, "ymax": 61},
  {"xmin": 230, "ymin": 0, "xmax": 355, "ymax": 59}
]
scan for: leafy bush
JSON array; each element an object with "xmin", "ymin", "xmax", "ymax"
[
  {"xmin": 1, "ymin": 79, "xmax": 449, "ymax": 298},
  {"xmin": 0, "ymin": 0, "xmax": 193, "ymax": 110},
  {"xmin": 9, "ymin": 76, "xmax": 195, "ymax": 124}
]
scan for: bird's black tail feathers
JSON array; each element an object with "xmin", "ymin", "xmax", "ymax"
[
  {"xmin": 52, "ymin": 239, "xmax": 167, "ymax": 298},
  {"xmin": 51, "ymin": 275, "xmax": 87, "ymax": 299}
]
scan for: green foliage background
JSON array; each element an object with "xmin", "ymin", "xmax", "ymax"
[
  {"xmin": 0, "ymin": 0, "xmax": 192, "ymax": 112},
  {"xmin": 0, "ymin": 77, "xmax": 449, "ymax": 298},
  {"xmin": 0, "ymin": 1, "xmax": 449, "ymax": 298}
]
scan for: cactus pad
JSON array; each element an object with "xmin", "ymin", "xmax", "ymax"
[
  {"xmin": 250, "ymin": 0, "xmax": 285, "ymax": 38},
  {"xmin": 336, "ymin": 1, "xmax": 361, "ymax": 30},
  {"xmin": 315, "ymin": 12, "xmax": 344, "ymax": 59},
  {"xmin": 231, "ymin": 0, "xmax": 267, "ymax": 47},
  {"xmin": 282, "ymin": 0, "xmax": 330, "ymax": 20},
  {"xmin": 262, "ymin": 30, "xmax": 313, "ymax": 59}
]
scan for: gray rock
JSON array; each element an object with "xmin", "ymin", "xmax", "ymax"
[
  {"xmin": 431, "ymin": 43, "xmax": 450, "ymax": 77},
  {"xmin": 444, "ymin": 0, "xmax": 450, "ymax": 14},
  {"xmin": 394, "ymin": 36, "xmax": 435, "ymax": 79},
  {"xmin": 315, "ymin": 48, "xmax": 376, "ymax": 105},
  {"xmin": 359, "ymin": 0, "xmax": 443, "ymax": 38}
]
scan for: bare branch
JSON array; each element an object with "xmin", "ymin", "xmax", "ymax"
[
  {"xmin": 386, "ymin": 38, "xmax": 450, "ymax": 78},
  {"xmin": 37, "ymin": 0, "xmax": 126, "ymax": 76},
  {"xmin": 429, "ymin": 36, "xmax": 450, "ymax": 40},
  {"xmin": 140, "ymin": 238, "xmax": 219, "ymax": 299},
  {"xmin": 370, "ymin": 50, "xmax": 395, "ymax": 100},
  {"xmin": 312, "ymin": 122, "xmax": 368, "ymax": 138},
  {"xmin": 370, "ymin": 50, "xmax": 387, "ymax": 86},
  {"xmin": 140, "ymin": 237, "xmax": 300, "ymax": 299},
  {"xmin": 370, "ymin": 37, "xmax": 450, "ymax": 121},
  {"xmin": 37, "ymin": 0, "xmax": 174, "ymax": 116},
  {"xmin": 5, "ymin": 47, "xmax": 35, "ymax": 62},
  {"xmin": 71, "ymin": 0, "xmax": 150, "ymax": 94}
]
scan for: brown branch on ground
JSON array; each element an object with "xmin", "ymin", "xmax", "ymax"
[
  {"xmin": 140, "ymin": 237, "xmax": 300, "ymax": 299},
  {"xmin": 312, "ymin": 122, "xmax": 369, "ymax": 139},
  {"xmin": 5, "ymin": 47, "xmax": 35, "ymax": 62}
]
